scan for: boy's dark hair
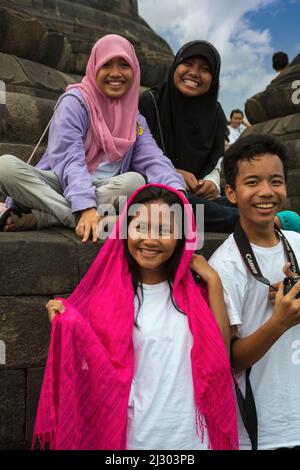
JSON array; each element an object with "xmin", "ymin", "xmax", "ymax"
[
  {"xmin": 272, "ymin": 51, "xmax": 289, "ymax": 71},
  {"xmin": 124, "ymin": 185, "xmax": 186, "ymax": 321},
  {"xmin": 230, "ymin": 109, "xmax": 244, "ymax": 119},
  {"xmin": 223, "ymin": 134, "xmax": 289, "ymax": 189}
]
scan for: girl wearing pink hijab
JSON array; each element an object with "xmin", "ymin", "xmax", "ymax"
[
  {"xmin": 0, "ymin": 35, "xmax": 184, "ymax": 240},
  {"xmin": 34, "ymin": 184, "xmax": 238, "ymax": 450}
]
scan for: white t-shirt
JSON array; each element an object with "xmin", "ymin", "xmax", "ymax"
[
  {"xmin": 126, "ymin": 281, "xmax": 208, "ymax": 450},
  {"xmin": 227, "ymin": 124, "xmax": 246, "ymax": 145},
  {"xmin": 209, "ymin": 231, "xmax": 300, "ymax": 450},
  {"xmin": 92, "ymin": 151, "xmax": 121, "ymax": 180}
]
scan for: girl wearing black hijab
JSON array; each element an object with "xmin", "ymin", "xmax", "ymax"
[{"xmin": 139, "ymin": 40, "xmax": 239, "ymax": 233}]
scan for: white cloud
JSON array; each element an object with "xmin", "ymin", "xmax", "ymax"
[{"xmin": 138, "ymin": 0, "xmax": 278, "ymax": 119}]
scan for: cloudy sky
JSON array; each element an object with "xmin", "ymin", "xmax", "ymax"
[{"xmin": 138, "ymin": 0, "xmax": 300, "ymax": 120}]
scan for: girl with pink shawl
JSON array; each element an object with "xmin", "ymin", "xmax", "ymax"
[
  {"xmin": 66, "ymin": 33, "xmax": 140, "ymax": 172},
  {"xmin": 33, "ymin": 184, "xmax": 238, "ymax": 450}
]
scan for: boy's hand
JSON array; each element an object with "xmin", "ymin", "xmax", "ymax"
[
  {"xmin": 271, "ymin": 280, "xmax": 300, "ymax": 333},
  {"xmin": 176, "ymin": 169, "xmax": 199, "ymax": 193},
  {"xmin": 195, "ymin": 180, "xmax": 219, "ymax": 200},
  {"xmin": 268, "ymin": 262, "xmax": 296, "ymax": 305},
  {"xmin": 46, "ymin": 300, "xmax": 65, "ymax": 323},
  {"xmin": 268, "ymin": 283, "xmax": 279, "ymax": 305},
  {"xmin": 76, "ymin": 207, "xmax": 101, "ymax": 243},
  {"xmin": 190, "ymin": 254, "xmax": 220, "ymax": 286}
]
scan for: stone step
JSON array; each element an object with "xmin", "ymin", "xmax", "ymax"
[
  {"xmin": 0, "ymin": 228, "xmax": 228, "ymax": 298},
  {"xmin": 0, "ymin": 6, "xmax": 72, "ymax": 71},
  {"xmin": 0, "ymin": 52, "xmax": 76, "ymax": 100},
  {"xmin": 0, "ymin": 91, "xmax": 55, "ymax": 144},
  {"xmin": 245, "ymin": 61, "xmax": 300, "ymax": 124},
  {"xmin": 67, "ymin": 0, "xmax": 139, "ymax": 18},
  {"xmin": 0, "ymin": 142, "xmax": 46, "ymax": 166},
  {"xmin": 11, "ymin": 0, "xmax": 173, "ymax": 83}
]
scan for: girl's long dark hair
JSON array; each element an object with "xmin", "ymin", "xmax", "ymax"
[{"xmin": 123, "ymin": 186, "xmax": 186, "ymax": 322}]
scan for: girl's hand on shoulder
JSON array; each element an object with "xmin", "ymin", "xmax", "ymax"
[
  {"xmin": 190, "ymin": 254, "xmax": 220, "ymax": 286},
  {"xmin": 176, "ymin": 169, "xmax": 198, "ymax": 192},
  {"xmin": 46, "ymin": 300, "xmax": 65, "ymax": 323}
]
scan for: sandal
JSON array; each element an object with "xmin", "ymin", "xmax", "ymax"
[
  {"xmin": 0, "ymin": 208, "xmax": 37, "ymax": 232},
  {"xmin": 276, "ymin": 211, "xmax": 300, "ymax": 233}
]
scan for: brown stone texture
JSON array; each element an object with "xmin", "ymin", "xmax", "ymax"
[
  {"xmin": 0, "ymin": 230, "xmax": 79, "ymax": 295},
  {"xmin": 0, "ymin": 297, "xmax": 51, "ymax": 368},
  {"xmin": 26, "ymin": 367, "xmax": 45, "ymax": 443},
  {"xmin": 244, "ymin": 54, "xmax": 300, "ymax": 212},
  {"xmin": 0, "ymin": 369, "xmax": 26, "ymax": 444},
  {"xmin": 0, "ymin": 0, "xmax": 173, "ymax": 86}
]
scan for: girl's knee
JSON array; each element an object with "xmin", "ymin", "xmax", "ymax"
[
  {"xmin": 125, "ymin": 172, "xmax": 145, "ymax": 193},
  {"xmin": 0, "ymin": 155, "xmax": 21, "ymax": 182}
]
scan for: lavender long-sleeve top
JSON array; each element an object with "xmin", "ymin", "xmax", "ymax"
[{"xmin": 36, "ymin": 89, "xmax": 185, "ymax": 213}]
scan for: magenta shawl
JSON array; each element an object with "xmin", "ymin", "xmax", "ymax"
[
  {"xmin": 67, "ymin": 34, "xmax": 140, "ymax": 172},
  {"xmin": 33, "ymin": 184, "xmax": 238, "ymax": 450}
]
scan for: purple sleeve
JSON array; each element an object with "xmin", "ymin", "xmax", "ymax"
[
  {"xmin": 131, "ymin": 113, "xmax": 185, "ymax": 191},
  {"xmin": 46, "ymin": 94, "xmax": 97, "ymax": 213}
]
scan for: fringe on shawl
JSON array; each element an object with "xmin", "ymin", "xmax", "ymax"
[
  {"xmin": 195, "ymin": 368, "xmax": 239, "ymax": 450},
  {"xmin": 32, "ymin": 429, "xmax": 56, "ymax": 450}
]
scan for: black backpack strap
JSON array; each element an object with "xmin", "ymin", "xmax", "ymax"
[{"xmin": 147, "ymin": 90, "xmax": 166, "ymax": 155}]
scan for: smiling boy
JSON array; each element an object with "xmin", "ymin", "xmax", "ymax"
[{"xmin": 209, "ymin": 134, "xmax": 300, "ymax": 450}]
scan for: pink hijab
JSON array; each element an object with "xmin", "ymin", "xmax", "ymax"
[
  {"xmin": 33, "ymin": 184, "xmax": 238, "ymax": 450},
  {"xmin": 67, "ymin": 34, "xmax": 140, "ymax": 172}
]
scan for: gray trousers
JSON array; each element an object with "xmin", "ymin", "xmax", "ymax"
[{"xmin": 0, "ymin": 155, "xmax": 145, "ymax": 229}]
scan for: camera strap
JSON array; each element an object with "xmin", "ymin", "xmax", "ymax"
[
  {"xmin": 233, "ymin": 221, "xmax": 300, "ymax": 285},
  {"xmin": 231, "ymin": 220, "xmax": 300, "ymax": 450}
]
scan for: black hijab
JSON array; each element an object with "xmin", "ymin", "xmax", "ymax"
[{"xmin": 139, "ymin": 40, "xmax": 227, "ymax": 179}]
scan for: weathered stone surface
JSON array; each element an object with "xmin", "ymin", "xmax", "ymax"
[
  {"xmin": 0, "ymin": 297, "xmax": 50, "ymax": 368},
  {"xmin": 245, "ymin": 60, "xmax": 300, "ymax": 124},
  {"xmin": 26, "ymin": 367, "xmax": 45, "ymax": 442},
  {"xmin": 0, "ymin": 5, "xmax": 72, "ymax": 72},
  {"xmin": 0, "ymin": 440, "xmax": 28, "ymax": 449},
  {"xmin": 285, "ymin": 196, "xmax": 300, "ymax": 212},
  {"xmin": 39, "ymin": 30, "xmax": 72, "ymax": 72},
  {"xmin": 245, "ymin": 84, "xmax": 300, "ymax": 125},
  {"xmin": 286, "ymin": 170, "xmax": 300, "ymax": 197},
  {"xmin": 0, "ymin": 369, "xmax": 25, "ymax": 443},
  {"xmin": 54, "ymin": 227, "xmax": 105, "ymax": 279},
  {"xmin": 0, "ymin": 6, "xmax": 47, "ymax": 62},
  {"xmin": 0, "ymin": 92, "xmax": 55, "ymax": 143},
  {"xmin": 0, "ymin": 230, "xmax": 78, "ymax": 295},
  {"xmin": 0, "ymin": 53, "xmax": 76, "ymax": 100},
  {"xmin": 282, "ymin": 139, "xmax": 300, "ymax": 170},
  {"xmin": 70, "ymin": 0, "xmax": 138, "ymax": 17},
  {"xmin": 8, "ymin": 0, "xmax": 173, "ymax": 85},
  {"xmin": 0, "ymin": 142, "xmax": 46, "ymax": 165}
]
